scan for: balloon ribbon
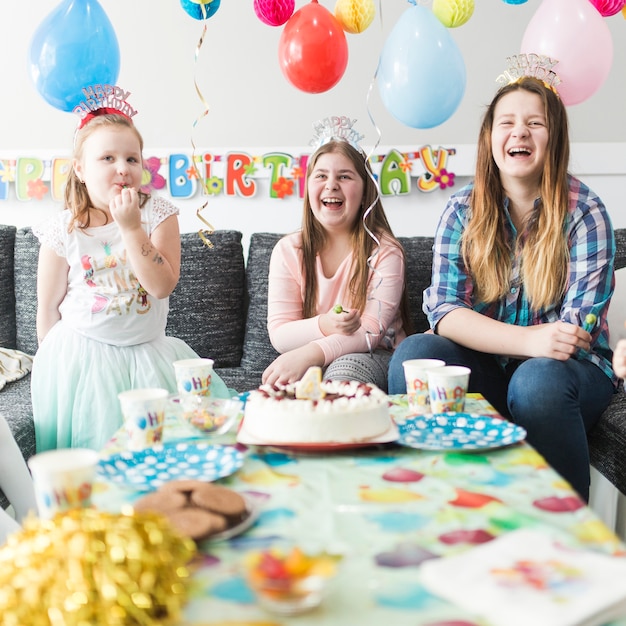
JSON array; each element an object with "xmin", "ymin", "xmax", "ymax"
[{"xmin": 192, "ymin": 3, "xmax": 215, "ymax": 248}]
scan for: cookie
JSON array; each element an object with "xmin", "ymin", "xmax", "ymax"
[
  {"xmin": 167, "ymin": 508, "xmax": 227, "ymax": 542},
  {"xmin": 159, "ymin": 479, "xmax": 203, "ymax": 499},
  {"xmin": 190, "ymin": 482, "xmax": 247, "ymax": 518},
  {"xmin": 133, "ymin": 490, "xmax": 188, "ymax": 515}
]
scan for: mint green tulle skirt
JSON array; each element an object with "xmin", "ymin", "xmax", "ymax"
[{"xmin": 31, "ymin": 322, "xmax": 235, "ymax": 452}]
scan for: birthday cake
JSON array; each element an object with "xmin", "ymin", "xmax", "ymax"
[{"xmin": 242, "ymin": 367, "xmax": 391, "ymax": 444}]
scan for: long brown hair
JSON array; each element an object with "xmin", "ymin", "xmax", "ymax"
[
  {"xmin": 462, "ymin": 77, "xmax": 570, "ymax": 309},
  {"xmin": 65, "ymin": 114, "xmax": 149, "ymax": 232},
  {"xmin": 300, "ymin": 140, "xmax": 413, "ymax": 334}
]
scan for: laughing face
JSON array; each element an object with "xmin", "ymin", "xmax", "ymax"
[
  {"xmin": 307, "ymin": 150, "xmax": 364, "ymax": 234},
  {"xmin": 490, "ymin": 89, "xmax": 549, "ymax": 190}
]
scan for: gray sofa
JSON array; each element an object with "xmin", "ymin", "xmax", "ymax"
[{"xmin": 1, "ymin": 225, "xmax": 625, "ymax": 510}]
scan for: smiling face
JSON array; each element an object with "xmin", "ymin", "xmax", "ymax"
[
  {"xmin": 490, "ymin": 89, "xmax": 549, "ymax": 191},
  {"xmin": 307, "ymin": 150, "xmax": 365, "ymax": 234},
  {"xmin": 74, "ymin": 125, "xmax": 143, "ymax": 212}
]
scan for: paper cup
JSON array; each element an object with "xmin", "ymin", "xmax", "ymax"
[
  {"xmin": 427, "ymin": 365, "xmax": 471, "ymax": 414},
  {"xmin": 28, "ymin": 448, "xmax": 99, "ymax": 519},
  {"xmin": 402, "ymin": 359, "xmax": 446, "ymax": 414},
  {"xmin": 118, "ymin": 387, "xmax": 168, "ymax": 450},
  {"xmin": 173, "ymin": 358, "xmax": 214, "ymax": 396}
]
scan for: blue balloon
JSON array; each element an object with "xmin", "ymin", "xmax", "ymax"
[
  {"xmin": 28, "ymin": 0, "xmax": 120, "ymax": 112},
  {"xmin": 180, "ymin": 0, "xmax": 221, "ymax": 20},
  {"xmin": 377, "ymin": 5, "xmax": 466, "ymax": 129}
]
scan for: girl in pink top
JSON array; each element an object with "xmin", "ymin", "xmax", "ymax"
[{"xmin": 262, "ymin": 139, "xmax": 411, "ymax": 391}]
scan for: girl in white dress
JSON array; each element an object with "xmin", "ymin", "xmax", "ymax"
[{"xmin": 31, "ymin": 105, "xmax": 232, "ymax": 452}]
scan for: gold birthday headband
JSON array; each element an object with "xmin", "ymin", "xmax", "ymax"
[{"xmin": 495, "ymin": 54, "xmax": 561, "ymax": 95}]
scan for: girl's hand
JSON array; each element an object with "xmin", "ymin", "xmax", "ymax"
[
  {"xmin": 525, "ymin": 321, "xmax": 592, "ymax": 360},
  {"xmin": 110, "ymin": 186, "xmax": 141, "ymax": 231},
  {"xmin": 613, "ymin": 338, "xmax": 626, "ymax": 379},
  {"xmin": 262, "ymin": 344, "xmax": 325, "ymax": 387},
  {"xmin": 319, "ymin": 306, "xmax": 361, "ymax": 336}
]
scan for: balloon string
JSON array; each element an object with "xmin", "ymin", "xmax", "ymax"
[
  {"xmin": 192, "ymin": 4, "xmax": 214, "ymax": 248},
  {"xmin": 361, "ymin": 0, "xmax": 388, "ymax": 356}
]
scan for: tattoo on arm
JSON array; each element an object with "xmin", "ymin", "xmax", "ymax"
[{"xmin": 141, "ymin": 242, "xmax": 164, "ymax": 264}]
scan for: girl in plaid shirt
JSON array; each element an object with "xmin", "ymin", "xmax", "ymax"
[{"xmin": 389, "ymin": 77, "xmax": 616, "ymax": 501}]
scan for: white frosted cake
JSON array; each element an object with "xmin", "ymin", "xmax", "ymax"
[{"xmin": 242, "ymin": 376, "xmax": 391, "ymax": 444}]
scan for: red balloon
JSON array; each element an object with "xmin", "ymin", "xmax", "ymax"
[{"xmin": 278, "ymin": 0, "xmax": 348, "ymax": 94}]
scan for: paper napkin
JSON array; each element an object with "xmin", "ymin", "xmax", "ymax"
[{"xmin": 420, "ymin": 529, "xmax": 626, "ymax": 626}]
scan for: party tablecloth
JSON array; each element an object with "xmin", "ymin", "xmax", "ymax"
[{"xmin": 93, "ymin": 395, "xmax": 626, "ymax": 626}]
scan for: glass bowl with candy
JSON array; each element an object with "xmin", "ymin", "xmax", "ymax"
[
  {"xmin": 171, "ymin": 395, "xmax": 243, "ymax": 436},
  {"xmin": 243, "ymin": 545, "xmax": 342, "ymax": 615}
]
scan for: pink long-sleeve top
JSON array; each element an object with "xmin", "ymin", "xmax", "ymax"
[{"xmin": 267, "ymin": 232, "xmax": 408, "ymax": 366}]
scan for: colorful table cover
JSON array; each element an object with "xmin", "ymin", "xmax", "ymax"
[{"xmin": 93, "ymin": 395, "xmax": 626, "ymax": 626}]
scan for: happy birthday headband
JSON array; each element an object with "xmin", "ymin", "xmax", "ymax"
[
  {"xmin": 495, "ymin": 54, "xmax": 562, "ymax": 95},
  {"xmin": 73, "ymin": 85, "xmax": 138, "ymax": 130},
  {"xmin": 309, "ymin": 116, "xmax": 366, "ymax": 154}
]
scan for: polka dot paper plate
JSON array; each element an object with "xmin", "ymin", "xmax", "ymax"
[
  {"xmin": 396, "ymin": 413, "xmax": 527, "ymax": 451},
  {"xmin": 97, "ymin": 442, "xmax": 245, "ymax": 491}
]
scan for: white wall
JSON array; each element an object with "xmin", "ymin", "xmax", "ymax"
[{"xmin": 1, "ymin": 1, "xmax": 625, "ymax": 251}]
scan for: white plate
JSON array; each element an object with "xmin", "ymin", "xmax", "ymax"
[
  {"xmin": 396, "ymin": 413, "xmax": 526, "ymax": 451},
  {"xmin": 201, "ymin": 493, "xmax": 263, "ymax": 543},
  {"xmin": 236, "ymin": 419, "xmax": 399, "ymax": 450},
  {"xmin": 97, "ymin": 441, "xmax": 244, "ymax": 491}
]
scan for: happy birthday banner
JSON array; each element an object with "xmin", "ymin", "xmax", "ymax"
[{"xmin": 0, "ymin": 145, "xmax": 457, "ymax": 202}]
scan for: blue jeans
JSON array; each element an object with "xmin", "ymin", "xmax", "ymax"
[{"xmin": 388, "ymin": 333, "xmax": 615, "ymax": 501}]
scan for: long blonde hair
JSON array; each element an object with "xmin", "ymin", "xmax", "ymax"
[
  {"xmin": 65, "ymin": 114, "xmax": 149, "ymax": 232},
  {"xmin": 462, "ymin": 77, "xmax": 570, "ymax": 309},
  {"xmin": 300, "ymin": 140, "xmax": 412, "ymax": 333}
]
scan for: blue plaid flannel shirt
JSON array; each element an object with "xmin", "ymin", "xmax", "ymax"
[{"xmin": 424, "ymin": 175, "xmax": 617, "ymax": 387}]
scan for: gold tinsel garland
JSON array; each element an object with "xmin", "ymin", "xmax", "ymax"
[{"xmin": 0, "ymin": 507, "xmax": 197, "ymax": 626}]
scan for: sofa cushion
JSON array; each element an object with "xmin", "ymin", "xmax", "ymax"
[
  {"xmin": 167, "ymin": 231, "xmax": 245, "ymax": 367},
  {"xmin": 398, "ymin": 236, "xmax": 435, "ymax": 333},
  {"xmin": 238, "ymin": 232, "xmax": 281, "ymax": 386},
  {"xmin": 0, "ymin": 225, "xmax": 16, "ymax": 349},
  {"xmin": 14, "ymin": 227, "xmax": 39, "ymax": 356}
]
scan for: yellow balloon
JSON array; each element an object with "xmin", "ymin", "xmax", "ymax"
[
  {"xmin": 432, "ymin": 0, "xmax": 475, "ymax": 29},
  {"xmin": 334, "ymin": 0, "xmax": 376, "ymax": 34}
]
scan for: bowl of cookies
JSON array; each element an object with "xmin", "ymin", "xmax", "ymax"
[
  {"xmin": 243, "ymin": 546, "xmax": 341, "ymax": 615},
  {"xmin": 171, "ymin": 395, "xmax": 243, "ymax": 436}
]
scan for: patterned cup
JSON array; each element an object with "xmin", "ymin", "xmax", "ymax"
[
  {"xmin": 427, "ymin": 366, "xmax": 471, "ymax": 414},
  {"xmin": 173, "ymin": 358, "xmax": 214, "ymax": 396},
  {"xmin": 118, "ymin": 387, "xmax": 168, "ymax": 450},
  {"xmin": 402, "ymin": 359, "xmax": 446, "ymax": 414},
  {"xmin": 28, "ymin": 448, "xmax": 99, "ymax": 519}
]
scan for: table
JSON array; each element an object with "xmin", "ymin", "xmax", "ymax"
[{"xmin": 93, "ymin": 395, "xmax": 626, "ymax": 626}]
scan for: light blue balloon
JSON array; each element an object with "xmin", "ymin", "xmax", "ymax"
[
  {"xmin": 377, "ymin": 4, "xmax": 466, "ymax": 129},
  {"xmin": 28, "ymin": 0, "xmax": 120, "ymax": 112}
]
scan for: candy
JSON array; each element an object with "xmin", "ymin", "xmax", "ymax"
[
  {"xmin": 585, "ymin": 313, "xmax": 597, "ymax": 327},
  {"xmin": 245, "ymin": 546, "xmax": 340, "ymax": 608},
  {"xmin": 333, "ymin": 304, "xmax": 344, "ymax": 314}
]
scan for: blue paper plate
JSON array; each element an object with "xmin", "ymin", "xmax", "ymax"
[
  {"xmin": 396, "ymin": 413, "xmax": 526, "ymax": 451},
  {"xmin": 97, "ymin": 442, "xmax": 245, "ymax": 491}
]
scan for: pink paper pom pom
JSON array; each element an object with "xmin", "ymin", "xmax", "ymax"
[
  {"xmin": 254, "ymin": 0, "xmax": 295, "ymax": 27},
  {"xmin": 588, "ymin": 0, "xmax": 626, "ymax": 16}
]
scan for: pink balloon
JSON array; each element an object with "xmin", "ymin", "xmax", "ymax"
[
  {"xmin": 520, "ymin": 0, "xmax": 613, "ymax": 105},
  {"xmin": 588, "ymin": 0, "xmax": 626, "ymax": 17}
]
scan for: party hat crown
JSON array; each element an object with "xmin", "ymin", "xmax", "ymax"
[
  {"xmin": 495, "ymin": 54, "xmax": 561, "ymax": 94},
  {"xmin": 73, "ymin": 84, "xmax": 138, "ymax": 129},
  {"xmin": 309, "ymin": 116, "xmax": 366, "ymax": 153}
]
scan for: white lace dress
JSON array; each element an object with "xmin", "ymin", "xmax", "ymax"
[{"xmin": 31, "ymin": 196, "xmax": 232, "ymax": 452}]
